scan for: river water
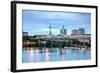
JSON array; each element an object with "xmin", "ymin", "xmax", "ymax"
[{"xmin": 22, "ymin": 47, "xmax": 91, "ymax": 63}]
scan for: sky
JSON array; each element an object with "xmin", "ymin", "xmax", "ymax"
[{"xmin": 22, "ymin": 10, "xmax": 91, "ymax": 36}]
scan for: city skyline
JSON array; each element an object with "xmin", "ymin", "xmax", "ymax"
[{"xmin": 23, "ymin": 10, "xmax": 91, "ymax": 36}]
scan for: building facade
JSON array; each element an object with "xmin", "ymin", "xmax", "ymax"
[
  {"xmin": 60, "ymin": 26, "xmax": 67, "ymax": 36},
  {"xmin": 79, "ymin": 28, "xmax": 85, "ymax": 35},
  {"xmin": 71, "ymin": 28, "xmax": 85, "ymax": 35},
  {"xmin": 23, "ymin": 32, "xmax": 28, "ymax": 36}
]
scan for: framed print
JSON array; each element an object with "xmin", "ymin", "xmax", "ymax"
[{"xmin": 11, "ymin": 1, "xmax": 98, "ymax": 72}]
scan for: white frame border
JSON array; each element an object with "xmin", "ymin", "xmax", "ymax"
[{"xmin": 16, "ymin": 3, "xmax": 96, "ymax": 70}]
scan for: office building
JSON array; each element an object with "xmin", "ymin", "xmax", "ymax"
[
  {"xmin": 71, "ymin": 28, "xmax": 85, "ymax": 35},
  {"xmin": 79, "ymin": 28, "xmax": 85, "ymax": 35},
  {"xmin": 60, "ymin": 26, "xmax": 67, "ymax": 36},
  {"xmin": 23, "ymin": 32, "xmax": 28, "ymax": 36}
]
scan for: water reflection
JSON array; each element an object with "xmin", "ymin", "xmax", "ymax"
[
  {"xmin": 45, "ymin": 48, "xmax": 50, "ymax": 61},
  {"xmin": 22, "ymin": 47, "xmax": 91, "ymax": 63},
  {"xmin": 29, "ymin": 48, "xmax": 34, "ymax": 62}
]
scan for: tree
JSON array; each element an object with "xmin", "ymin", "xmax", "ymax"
[
  {"xmin": 23, "ymin": 36, "xmax": 30, "ymax": 42},
  {"xmin": 71, "ymin": 39, "xmax": 80, "ymax": 46},
  {"xmin": 85, "ymin": 42, "xmax": 91, "ymax": 47},
  {"xmin": 67, "ymin": 40, "xmax": 72, "ymax": 47}
]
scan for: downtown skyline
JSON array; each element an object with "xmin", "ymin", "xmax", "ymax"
[{"xmin": 22, "ymin": 10, "xmax": 91, "ymax": 36}]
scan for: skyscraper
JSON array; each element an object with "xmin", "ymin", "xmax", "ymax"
[
  {"xmin": 79, "ymin": 28, "xmax": 85, "ymax": 35},
  {"xmin": 60, "ymin": 26, "xmax": 67, "ymax": 36},
  {"xmin": 71, "ymin": 28, "xmax": 85, "ymax": 35},
  {"xmin": 72, "ymin": 29, "xmax": 80, "ymax": 35},
  {"xmin": 48, "ymin": 26, "xmax": 53, "ymax": 38}
]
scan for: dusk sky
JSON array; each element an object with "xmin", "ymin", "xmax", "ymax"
[{"xmin": 22, "ymin": 10, "xmax": 91, "ymax": 36}]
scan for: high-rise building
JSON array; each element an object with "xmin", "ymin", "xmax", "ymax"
[
  {"xmin": 60, "ymin": 26, "xmax": 67, "ymax": 36},
  {"xmin": 48, "ymin": 26, "xmax": 53, "ymax": 38},
  {"xmin": 79, "ymin": 28, "xmax": 85, "ymax": 35},
  {"xmin": 72, "ymin": 29, "xmax": 80, "ymax": 35},
  {"xmin": 71, "ymin": 28, "xmax": 85, "ymax": 35}
]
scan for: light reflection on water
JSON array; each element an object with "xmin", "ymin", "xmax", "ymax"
[{"xmin": 22, "ymin": 48, "xmax": 91, "ymax": 63}]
